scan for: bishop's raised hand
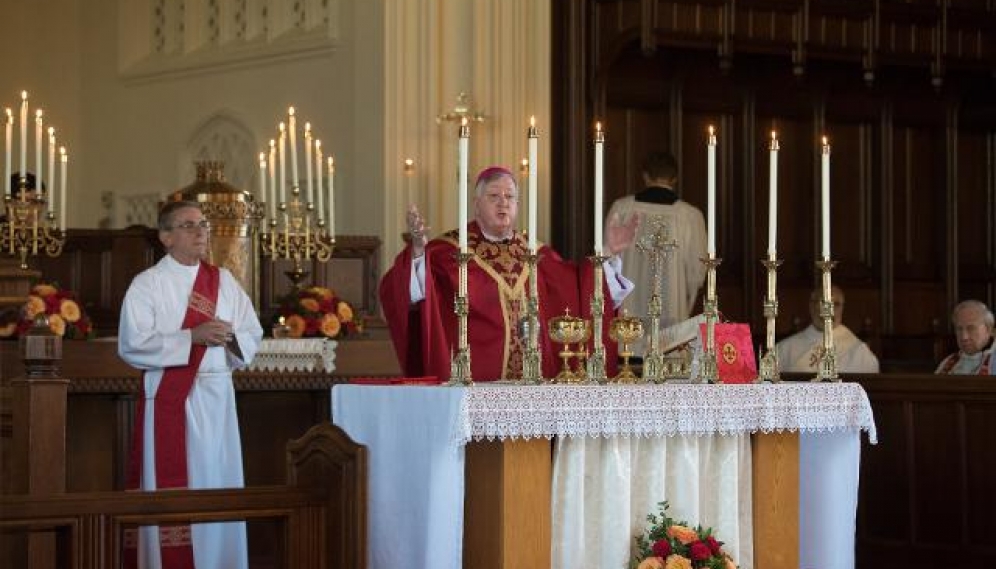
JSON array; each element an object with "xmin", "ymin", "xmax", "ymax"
[{"xmin": 407, "ymin": 204, "xmax": 430, "ymax": 258}]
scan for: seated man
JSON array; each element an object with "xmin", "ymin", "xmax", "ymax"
[
  {"xmin": 380, "ymin": 166, "xmax": 638, "ymax": 381},
  {"xmin": 935, "ymin": 300, "xmax": 994, "ymax": 375},
  {"xmin": 776, "ymin": 285, "xmax": 880, "ymax": 374}
]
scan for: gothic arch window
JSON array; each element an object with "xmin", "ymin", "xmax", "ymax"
[{"xmin": 182, "ymin": 112, "xmax": 258, "ymax": 192}]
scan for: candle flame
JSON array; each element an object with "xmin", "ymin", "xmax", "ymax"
[
  {"xmin": 404, "ymin": 158, "xmax": 415, "ymax": 167},
  {"xmin": 315, "ymin": 139, "xmax": 321, "ymax": 149},
  {"xmin": 771, "ymin": 130, "xmax": 777, "ymax": 140},
  {"xmin": 305, "ymin": 122, "xmax": 311, "ymax": 133},
  {"xmin": 20, "ymin": 91, "xmax": 27, "ymax": 101},
  {"xmin": 822, "ymin": 135, "xmax": 828, "ymax": 145},
  {"xmin": 328, "ymin": 157, "xmax": 335, "ymax": 167},
  {"xmin": 596, "ymin": 122, "xmax": 602, "ymax": 132},
  {"xmin": 288, "ymin": 106, "xmax": 296, "ymax": 116},
  {"xmin": 708, "ymin": 125, "xmax": 715, "ymax": 135},
  {"xmin": 530, "ymin": 116, "xmax": 536, "ymax": 127},
  {"xmin": 48, "ymin": 126, "xmax": 55, "ymax": 136},
  {"xmin": 259, "ymin": 152, "xmax": 266, "ymax": 162},
  {"xmin": 279, "ymin": 122, "xmax": 285, "ymax": 132},
  {"xmin": 4, "ymin": 108, "xmax": 10, "ymax": 119},
  {"xmin": 59, "ymin": 146, "xmax": 66, "ymax": 159},
  {"xmin": 269, "ymin": 139, "xmax": 276, "ymax": 148},
  {"xmin": 461, "ymin": 117, "xmax": 467, "ymax": 127}
]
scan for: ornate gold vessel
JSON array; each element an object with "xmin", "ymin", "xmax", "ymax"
[
  {"xmin": 168, "ymin": 161, "xmax": 265, "ymax": 305},
  {"xmin": 547, "ymin": 309, "xmax": 589, "ymax": 384},
  {"xmin": 609, "ymin": 312, "xmax": 644, "ymax": 383}
]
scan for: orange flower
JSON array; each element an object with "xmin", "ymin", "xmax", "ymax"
[
  {"xmin": 284, "ymin": 314, "xmax": 306, "ymax": 338},
  {"xmin": 336, "ymin": 301, "xmax": 353, "ymax": 323},
  {"xmin": 60, "ymin": 299, "xmax": 82, "ymax": 322},
  {"xmin": 0, "ymin": 321, "xmax": 16, "ymax": 338},
  {"xmin": 320, "ymin": 313, "xmax": 341, "ymax": 338},
  {"xmin": 48, "ymin": 314, "xmax": 66, "ymax": 336},
  {"xmin": 23, "ymin": 295, "xmax": 46, "ymax": 319},
  {"xmin": 32, "ymin": 284, "xmax": 57, "ymax": 297},
  {"xmin": 663, "ymin": 555, "xmax": 692, "ymax": 569},
  {"xmin": 309, "ymin": 286, "xmax": 334, "ymax": 300},
  {"xmin": 666, "ymin": 525, "xmax": 698, "ymax": 545},
  {"xmin": 637, "ymin": 557, "xmax": 665, "ymax": 569},
  {"xmin": 300, "ymin": 298, "xmax": 320, "ymax": 312}
]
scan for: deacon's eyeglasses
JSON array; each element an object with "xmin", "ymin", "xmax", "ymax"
[{"xmin": 167, "ymin": 220, "xmax": 212, "ymax": 232}]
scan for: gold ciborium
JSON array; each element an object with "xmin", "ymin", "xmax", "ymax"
[
  {"xmin": 547, "ymin": 309, "xmax": 589, "ymax": 384},
  {"xmin": 609, "ymin": 312, "xmax": 645, "ymax": 384}
]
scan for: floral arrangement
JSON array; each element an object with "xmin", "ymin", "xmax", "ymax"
[
  {"xmin": 632, "ymin": 502, "xmax": 737, "ymax": 569},
  {"xmin": 273, "ymin": 285, "xmax": 361, "ymax": 339},
  {"xmin": 0, "ymin": 282, "xmax": 94, "ymax": 340}
]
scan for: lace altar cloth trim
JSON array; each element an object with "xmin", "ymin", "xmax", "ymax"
[
  {"xmin": 247, "ymin": 338, "xmax": 337, "ymax": 372},
  {"xmin": 458, "ymin": 383, "xmax": 877, "ymax": 445}
]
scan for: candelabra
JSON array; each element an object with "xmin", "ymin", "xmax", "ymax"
[
  {"xmin": 814, "ymin": 258, "xmax": 840, "ymax": 382},
  {"xmin": 756, "ymin": 255, "xmax": 783, "ymax": 383},
  {"xmin": 519, "ymin": 252, "xmax": 543, "ymax": 384},
  {"xmin": 585, "ymin": 254, "xmax": 609, "ymax": 383},
  {"xmin": 698, "ymin": 256, "xmax": 722, "ymax": 383},
  {"xmin": 261, "ymin": 186, "xmax": 334, "ymax": 289},
  {"xmin": 447, "ymin": 251, "xmax": 474, "ymax": 386},
  {"xmin": 1, "ymin": 187, "xmax": 65, "ymax": 270},
  {"xmin": 636, "ymin": 216, "xmax": 678, "ymax": 383}
]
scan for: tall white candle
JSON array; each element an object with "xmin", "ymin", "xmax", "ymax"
[
  {"xmin": 19, "ymin": 92, "xmax": 27, "ymax": 193},
  {"xmin": 404, "ymin": 158, "xmax": 415, "ymax": 207},
  {"xmin": 768, "ymin": 131, "xmax": 779, "ymax": 257},
  {"xmin": 304, "ymin": 122, "xmax": 313, "ymax": 205},
  {"xmin": 821, "ymin": 136, "xmax": 831, "ymax": 259},
  {"xmin": 278, "ymin": 122, "xmax": 286, "ymax": 205},
  {"xmin": 268, "ymin": 139, "xmax": 277, "ymax": 221},
  {"xmin": 707, "ymin": 126, "xmax": 717, "ymax": 257},
  {"xmin": 315, "ymin": 140, "xmax": 324, "ymax": 223},
  {"xmin": 288, "ymin": 107, "xmax": 299, "ymax": 192},
  {"xmin": 59, "ymin": 147, "xmax": 67, "ymax": 229},
  {"xmin": 528, "ymin": 117, "xmax": 538, "ymax": 252},
  {"xmin": 34, "ymin": 110, "xmax": 42, "ymax": 193},
  {"xmin": 327, "ymin": 156, "xmax": 335, "ymax": 237},
  {"xmin": 594, "ymin": 122, "xmax": 604, "ymax": 255},
  {"xmin": 258, "ymin": 152, "xmax": 267, "ymax": 203},
  {"xmin": 5, "ymin": 109, "xmax": 13, "ymax": 199},
  {"xmin": 458, "ymin": 119, "xmax": 469, "ymax": 251},
  {"xmin": 47, "ymin": 128, "xmax": 55, "ymax": 204}
]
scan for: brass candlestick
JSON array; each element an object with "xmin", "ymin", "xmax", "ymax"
[
  {"xmin": 447, "ymin": 251, "xmax": 474, "ymax": 386},
  {"xmin": 585, "ymin": 254, "xmax": 610, "ymax": 383},
  {"xmin": 814, "ymin": 258, "xmax": 840, "ymax": 382},
  {"xmin": 637, "ymin": 216, "xmax": 678, "ymax": 383},
  {"xmin": 2, "ymin": 193, "xmax": 65, "ymax": 270},
  {"xmin": 261, "ymin": 186, "xmax": 335, "ymax": 289},
  {"xmin": 757, "ymin": 255, "xmax": 783, "ymax": 383},
  {"xmin": 698, "ymin": 256, "xmax": 722, "ymax": 383},
  {"xmin": 519, "ymin": 251, "xmax": 543, "ymax": 384}
]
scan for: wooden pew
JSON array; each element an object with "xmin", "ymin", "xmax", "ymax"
[{"xmin": 0, "ymin": 422, "xmax": 367, "ymax": 569}]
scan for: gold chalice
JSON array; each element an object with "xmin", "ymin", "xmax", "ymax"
[
  {"xmin": 547, "ymin": 309, "xmax": 589, "ymax": 384},
  {"xmin": 609, "ymin": 312, "xmax": 645, "ymax": 383}
]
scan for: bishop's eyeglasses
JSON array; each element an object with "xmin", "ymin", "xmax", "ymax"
[{"xmin": 168, "ymin": 220, "xmax": 212, "ymax": 232}]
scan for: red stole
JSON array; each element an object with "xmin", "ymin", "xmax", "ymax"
[{"xmin": 125, "ymin": 261, "xmax": 220, "ymax": 569}]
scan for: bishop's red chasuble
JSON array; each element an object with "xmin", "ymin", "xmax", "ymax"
[{"xmin": 380, "ymin": 222, "xmax": 618, "ymax": 382}]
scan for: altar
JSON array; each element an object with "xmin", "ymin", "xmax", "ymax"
[{"xmin": 332, "ymin": 382, "xmax": 877, "ymax": 569}]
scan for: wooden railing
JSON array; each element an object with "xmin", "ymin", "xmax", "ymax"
[{"xmin": 0, "ymin": 422, "xmax": 367, "ymax": 569}]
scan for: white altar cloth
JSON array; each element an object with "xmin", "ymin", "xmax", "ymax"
[{"xmin": 332, "ymin": 382, "xmax": 876, "ymax": 569}]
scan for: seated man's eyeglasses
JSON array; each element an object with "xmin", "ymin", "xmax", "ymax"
[
  {"xmin": 484, "ymin": 193, "xmax": 518, "ymax": 204},
  {"xmin": 169, "ymin": 220, "xmax": 212, "ymax": 232}
]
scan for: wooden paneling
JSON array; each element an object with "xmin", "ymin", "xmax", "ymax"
[
  {"xmin": 856, "ymin": 374, "xmax": 996, "ymax": 566},
  {"xmin": 552, "ymin": 0, "xmax": 995, "ymax": 368}
]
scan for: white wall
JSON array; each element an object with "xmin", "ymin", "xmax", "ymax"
[{"xmin": 1, "ymin": 0, "xmax": 384, "ymax": 239}]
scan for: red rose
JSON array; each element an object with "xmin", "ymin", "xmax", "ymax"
[
  {"xmin": 651, "ymin": 539, "xmax": 671, "ymax": 558},
  {"xmin": 705, "ymin": 536, "xmax": 722, "ymax": 555},
  {"xmin": 688, "ymin": 541, "xmax": 711, "ymax": 561}
]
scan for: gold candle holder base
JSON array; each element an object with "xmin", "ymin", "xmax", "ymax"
[
  {"xmin": 698, "ymin": 256, "xmax": 722, "ymax": 384},
  {"xmin": 585, "ymin": 254, "xmax": 610, "ymax": 384},
  {"xmin": 756, "ymin": 256, "xmax": 783, "ymax": 383},
  {"xmin": 519, "ymin": 252, "xmax": 543, "ymax": 385},
  {"xmin": 447, "ymin": 251, "xmax": 475, "ymax": 386},
  {"xmin": 813, "ymin": 258, "xmax": 840, "ymax": 383}
]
